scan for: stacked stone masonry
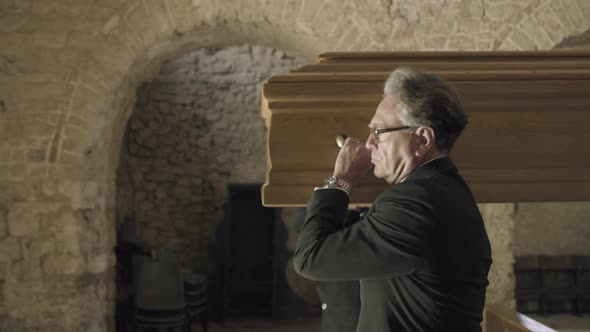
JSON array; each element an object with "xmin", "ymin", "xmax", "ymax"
[
  {"xmin": 117, "ymin": 45, "xmax": 307, "ymax": 271},
  {"xmin": 0, "ymin": 0, "xmax": 589, "ymax": 331}
]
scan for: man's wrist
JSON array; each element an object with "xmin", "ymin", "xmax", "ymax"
[
  {"xmin": 319, "ymin": 175, "xmax": 352, "ymax": 195},
  {"xmin": 332, "ymin": 172, "xmax": 356, "ymax": 186},
  {"xmin": 314, "ymin": 186, "xmax": 350, "ymax": 196}
]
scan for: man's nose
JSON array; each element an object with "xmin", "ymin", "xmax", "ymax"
[{"xmin": 365, "ymin": 134, "xmax": 376, "ymax": 150}]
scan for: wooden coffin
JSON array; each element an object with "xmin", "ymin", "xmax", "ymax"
[{"xmin": 261, "ymin": 51, "xmax": 590, "ymax": 206}]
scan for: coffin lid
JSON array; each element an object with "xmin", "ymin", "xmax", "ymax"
[{"xmin": 261, "ymin": 51, "xmax": 590, "ymax": 206}]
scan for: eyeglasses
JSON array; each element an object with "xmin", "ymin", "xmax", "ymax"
[{"xmin": 369, "ymin": 126, "xmax": 413, "ymax": 143}]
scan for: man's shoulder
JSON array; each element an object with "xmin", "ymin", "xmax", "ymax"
[
  {"xmin": 376, "ymin": 179, "xmax": 433, "ymax": 201},
  {"xmin": 374, "ymin": 173, "xmax": 463, "ymax": 209}
]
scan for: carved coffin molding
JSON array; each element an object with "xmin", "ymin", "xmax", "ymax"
[{"xmin": 261, "ymin": 51, "xmax": 590, "ymax": 206}]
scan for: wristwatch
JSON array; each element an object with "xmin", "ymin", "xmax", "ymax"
[{"xmin": 322, "ymin": 175, "xmax": 352, "ymax": 194}]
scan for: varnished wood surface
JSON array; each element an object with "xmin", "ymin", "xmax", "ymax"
[{"xmin": 261, "ymin": 51, "xmax": 590, "ymax": 206}]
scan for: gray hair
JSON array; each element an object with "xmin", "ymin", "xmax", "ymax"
[{"xmin": 383, "ymin": 67, "xmax": 468, "ymax": 153}]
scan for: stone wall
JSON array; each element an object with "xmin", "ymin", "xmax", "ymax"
[
  {"xmin": 515, "ymin": 202, "xmax": 590, "ymax": 256},
  {"xmin": 0, "ymin": 0, "xmax": 589, "ymax": 330},
  {"xmin": 117, "ymin": 45, "xmax": 308, "ymax": 270},
  {"xmin": 480, "ymin": 203, "xmax": 517, "ymax": 306}
]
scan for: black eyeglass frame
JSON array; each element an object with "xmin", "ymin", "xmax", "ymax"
[{"xmin": 369, "ymin": 126, "xmax": 414, "ymax": 142}]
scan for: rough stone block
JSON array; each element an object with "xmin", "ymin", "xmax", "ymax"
[
  {"xmin": 298, "ymin": 0, "xmax": 324, "ymax": 29},
  {"xmin": 477, "ymin": 34, "xmax": 496, "ymax": 51},
  {"xmin": 498, "ymin": 37, "xmax": 519, "ymax": 51},
  {"xmin": 241, "ymin": 0, "xmax": 266, "ymax": 23},
  {"xmin": 14, "ymin": 259, "xmax": 42, "ymax": 280},
  {"xmin": 101, "ymin": 14, "xmax": 121, "ymax": 35},
  {"xmin": 23, "ymin": 119, "xmax": 56, "ymax": 139},
  {"xmin": 421, "ymin": 35, "xmax": 448, "ymax": 50},
  {"xmin": 479, "ymin": 203, "xmax": 516, "ymax": 221},
  {"xmin": 219, "ymin": 0, "xmax": 240, "ymax": 21},
  {"xmin": 55, "ymin": 180, "xmax": 83, "ymax": 209},
  {"xmin": 7, "ymin": 207, "xmax": 40, "ymax": 237},
  {"xmin": 168, "ymin": 0, "xmax": 204, "ymax": 32},
  {"xmin": 519, "ymin": 15, "xmax": 554, "ymax": 49},
  {"xmin": 533, "ymin": 4, "xmax": 568, "ymax": 43},
  {"xmin": 25, "ymin": 237, "xmax": 55, "ymax": 259},
  {"xmin": 33, "ymin": 31, "xmax": 68, "ymax": 49},
  {"xmin": 125, "ymin": 2, "xmax": 159, "ymax": 49},
  {"xmin": 508, "ymin": 28, "xmax": 537, "ymax": 50},
  {"xmin": 548, "ymin": 0, "xmax": 576, "ymax": 31},
  {"xmin": 26, "ymin": 149, "xmax": 46, "ymax": 163},
  {"xmin": 320, "ymin": 11, "xmax": 348, "ymax": 41},
  {"xmin": 49, "ymin": 163, "xmax": 85, "ymax": 183},
  {"xmin": 87, "ymin": 253, "xmax": 112, "ymax": 274},
  {"xmin": 143, "ymin": 0, "xmax": 174, "ymax": 38},
  {"xmin": 66, "ymin": 114, "xmax": 89, "ymax": 131},
  {"xmin": 514, "ymin": 202, "xmax": 590, "ymax": 256},
  {"xmin": 70, "ymin": 84, "xmax": 103, "ymax": 118},
  {"xmin": 448, "ymin": 34, "xmax": 477, "ymax": 50},
  {"xmin": 281, "ymin": 0, "xmax": 303, "ymax": 27},
  {"xmin": 172, "ymin": 186, "xmax": 191, "ymax": 200},
  {"xmin": 350, "ymin": 33, "xmax": 374, "ymax": 52},
  {"xmin": 311, "ymin": 1, "xmax": 340, "ymax": 37},
  {"xmin": 456, "ymin": 19, "xmax": 483, "ymax": 34},
  {"xmin": 485, "ymin": 2, "xmax": 523, "ymax": 23},
  {"xmin": 0, "ymin": 149, "xmax": 10, "ymax": 163},
  {"xmin": 260, "ymin": 0, "xmax": 285, "ymax": 22},
  {"xmin": 61, "ymin": 125, "xmax": 89, "ymax": 155},
  {"xmin": 575, "ymin": 0, "xmax": 590, "ymax": 24},
  {"xmin": 0, "ymin": 237, "xmax": 21, "ymax": 261},
  {"xmin": 42, "ymin": 253, "xmax": 85, "ymax": 275},
  {"xmin": 561, "ymin": 0, "xmax": 585, "ymax": 30},
  {"xmin": 0, "ymin": 32, "xmax": 34, "ymax": 54},
  {"xmin": 0, "ymin": 261, "xmax": 6, "ymax": 279},
  {"xmin": 0, "ymin": 210, "xmax": 7, "ymax": 237},
  {"xmin": 335, "ymin": 25, "xmax": 362, "ymax": 51},
  {"xmin": 27, "ymin": 165, "xmax": 49, "ymax": 179},
  {"xmin": 10, "ymin": 150, "xmax": 25, "ymax": 163},
  {"xmin": 59, "ymin": 227, "xmax": 82, "ymax": 254},
  {"xmin": 520, "ymin": 0, "xmax": 542, "ymax": 15},
  {"xmin": 91, "ymin": 34, "xmax": 136, "ymax": 80}
]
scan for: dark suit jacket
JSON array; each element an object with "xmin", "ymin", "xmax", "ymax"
[
  {"xmin": 292, "ymin": 208, "xmax": 361, "ymax": 332},
  {"xmin": 294, "ymin": 157, "xmax": 492, "ymax": 332}
]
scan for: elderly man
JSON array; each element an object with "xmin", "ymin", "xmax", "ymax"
[{"xmin": 293, "ymin": 67, "xmax": 492, "ymax": 331}]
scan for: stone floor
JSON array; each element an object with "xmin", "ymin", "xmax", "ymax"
[
  {"xmin": 197, "ymin": 315, "xmax": 590, "ymax": 332},
  {"xmin": 196, "ymin": 317, "xmax": 321, "ymax": 332}
]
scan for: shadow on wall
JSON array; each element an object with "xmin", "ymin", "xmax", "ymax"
[{"xmin": 555, "ymin": 27, "xmax": 590, "ymax": 49}]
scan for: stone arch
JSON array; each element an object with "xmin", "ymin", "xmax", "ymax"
[
  {"xmin": 64, "ymin": 0, "xmax": 590, "ymax": 183},
  {"xmin": 65, "ymin": 0, "xmax": 590, "ymax": 283},
  {"xmin": 54, "ymin": 0, "xmax": 590, "ymax": 321},
  {"xmin": 56, "ymin": 0, "xmax": 590, "ymax": 188}
]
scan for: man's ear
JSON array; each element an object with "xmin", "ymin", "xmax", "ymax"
[{"xmin": 414, "ymin": 126, "xmax": 436, "ymax": 157}]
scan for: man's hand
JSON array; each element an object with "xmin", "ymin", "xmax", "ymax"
[{"xmin": 333, "ymin": 137, "xmax": 372, "ymax": 185}]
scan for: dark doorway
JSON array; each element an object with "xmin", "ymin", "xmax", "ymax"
[{"xmin": 223, "ymin": 184, "xmax": 276, "ymax": 318}]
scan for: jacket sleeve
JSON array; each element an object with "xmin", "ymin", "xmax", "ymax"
[
  {"xmin": 291, "ymin": 199, "xmax": 364, "ymax": 234},
  {"xmin": 293, "ymin": 185, "xmax": 434, "ymax": 281},
  {"xmin": 290, "ymin": 207, "xmax": 308, "ymax": 234}
]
